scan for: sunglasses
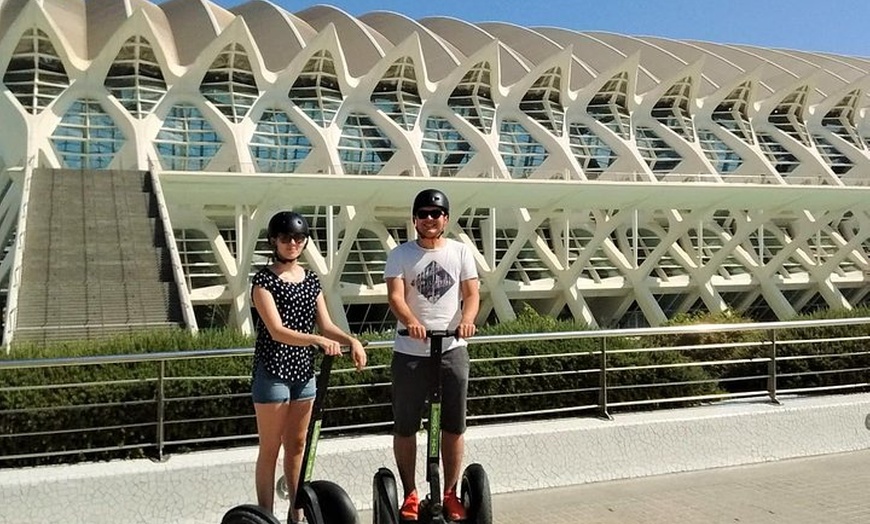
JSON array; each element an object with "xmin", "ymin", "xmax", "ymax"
[
  {"xmin": 277, "ymin": 233, "xmax": 308, "ymax": 244},
  {"xmin": 415, "ymin": 209, "xmax": 445, "ymax": 220}
]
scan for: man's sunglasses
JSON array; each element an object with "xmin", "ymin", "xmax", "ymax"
[{"xmin": 415, "ymin": 209, "xmax": 445, "ymax": 220}]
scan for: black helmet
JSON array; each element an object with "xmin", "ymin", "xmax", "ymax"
[
  {"xmin": 267, "ymin": 211, "xmax": 309, "ymax": 239},
  {"xmin": 412, "ymin": 189, "xmax": 449, "ymax": 215}
]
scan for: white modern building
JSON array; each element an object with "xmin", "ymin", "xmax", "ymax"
[{"xmin": 1, "ymin": 0, "xmax": 869, "ymax": 342}]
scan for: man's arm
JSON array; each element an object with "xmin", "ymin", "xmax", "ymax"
[
  {"xmin": 386, "ymin": 276, "xmax": 426, "ymax": 339},
  {"xmin": 457, "ymin": 277, "xmax": 480, "ymax": 339}
]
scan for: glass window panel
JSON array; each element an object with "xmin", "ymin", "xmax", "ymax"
[
  {"xmin": 200, "ymin": 43, "xmax": 259, "ymax": 123},
  {"xmin": 105, "ymin": 35, "xmax": 167, "ymax": 118},
  {"xmin": 519, "ymin": 67, "xmax": 564, "ymax": 136},
  {"xmin": 337, "ymin": 113, "xmax": 395, "ymax": 175},
  {"xmin": 821, "ymin": 90, "xmax": 862, "ymax": 148},
  {"xmin": 768, "ymin": 86, "xmax": 811, "ymax": 146},
  {"xmin": 49, "ymin": 99, "xmax": 125, "ymax": 169},
  {"xmin": 154, "ymin": 104, "xmax": 223, "ymax": 171},
  {"xmin": 756, "ymin": 132, "xmax": 800, "ymax": 174},
  {"xmin": 498, "ymin": 120, "xmax": 548, "ymax": 179},
  {"xmin": 371, "ymin": 56, "xmax": 422, "ymax": 131},
  {"xmin": 697, "ymin": 128, "xmax": 743, "ymax": 175},
  {"xmin": 813, "ymin": 134, "xmax": 853, "ymax": 176},
  {"xmin": 568, "ymin": 124, "xmax": 616, "ymax": 179},
  {"xmin": 421, "ymin": 116, "xmax": 475, "ymax": 177},
  {"xmin": 587, "ymin": 72, "xmax": 631, "ymax": 140},
  {"xmin": 651, "ymin": 77, "xmax": 695, "ymax": 142},
  {"xmin": 3, "ymin": 28, "xmax": 69, "ymax": 114},
  {"xmin": 634, "ymin": 126, "xmax": 682, "ymax": 176},
  {"xmin": 249, "ymin": 109, "xmax": 312, "ymax": 173},
  {"xmin": 448, "ymin": 61, "xmax": 495, "ymax": 134},
  {"xmin": 289, "ymin": 50, "xmax": 343, "ymax": 127}
]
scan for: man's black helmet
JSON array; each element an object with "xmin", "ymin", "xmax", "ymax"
[
  {"xmin": 412, "ymin": 189, "xmax": 449, "ymax": 215},
  {"xmin": 267, "ymin": 211, "xmax": 309, "ymax": 238}
]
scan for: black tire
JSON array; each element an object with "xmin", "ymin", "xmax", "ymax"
[
  {"xmin": 461, "ymin": 463, "xmax": 492, "ymax": 524},
  {"xmin": 221, "ymin": 504, "xmax": 281, "ymax": 524},
  {"xmin": 372, "ymin": 467, "xmax": 400, "ymax": 524},
  {"xmin": 298, "ymin": 480, "xmax": 359, "ymax": 524}
]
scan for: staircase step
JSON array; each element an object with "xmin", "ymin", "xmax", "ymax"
[{"xmin": 13, "ymin": 169, "xmax": 186, "ymax": 344}]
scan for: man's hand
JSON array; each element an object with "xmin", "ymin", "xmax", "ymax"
[
  {"xmin": 404, "ymin": 322, "xmax": 427, "ymax": 340},
  {"xmin": 456, "ymin": 321, "xmax": 476, "ymax": 339}
]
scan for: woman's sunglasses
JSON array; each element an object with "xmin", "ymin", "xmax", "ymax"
[
  {"xmin": 276, "ymin": 233, "xmax": 308, "ymax": 244},
  {"xmin": 415, "ymin": 209, "xmax": 445, "ymax": 220}
]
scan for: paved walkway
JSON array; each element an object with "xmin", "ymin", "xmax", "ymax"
[{"xmin": 360, "ymin": 449, "xmax": 870, "ymax": 523}]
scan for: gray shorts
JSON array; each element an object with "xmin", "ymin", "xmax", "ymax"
[{"xmin": 391, "ymin": 346, "xmax": 469, "ymax": 436}]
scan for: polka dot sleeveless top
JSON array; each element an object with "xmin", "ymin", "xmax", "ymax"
[{"xmin": 251, "ymin": 267, "xmax": 321, "ymax": 382}]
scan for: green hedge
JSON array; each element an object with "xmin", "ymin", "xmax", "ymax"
[{"xmin": 2, "ymin": 308, "xmax": 868, "ymax": 468}]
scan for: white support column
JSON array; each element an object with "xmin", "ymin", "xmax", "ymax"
[
  {"xmin": 563, "ymin": 285, "xmax": 597, "ymax": 327},
  {"xmin": 327, "ymin": 205, "xmax": 335, "ymax": 271},
  {"xmin": 759, "ymin": 280, "xmax": 797, "ymax": 319}
]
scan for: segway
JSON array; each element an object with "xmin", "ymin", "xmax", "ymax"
[
  {"xmin": 373, "ymin": 330, "xmax": 492, "ymax": 524},
  {"xmin": 223, "ymin": 349, "xmax": 359, "ymax": 524}
]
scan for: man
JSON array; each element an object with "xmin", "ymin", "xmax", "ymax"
[{"xmin": 383, "ymin": 188, "xmax": 480, "ymax": 521}]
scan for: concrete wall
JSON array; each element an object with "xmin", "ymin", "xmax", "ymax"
[{"xmin": 3, "ymin": 393, "xmax": 870, "ymax": 524}]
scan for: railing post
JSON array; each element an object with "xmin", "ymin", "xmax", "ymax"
[
  {"xmin": 767, "ymin": 330, "xmax": 781, "ymax": 405},
  {"xmin": 156, "ymin": 360, "xmax": 166, "ymax": 460},
  {"xmin": 598, "ymin": 337, "xmax": 612, "ymax": 420}
]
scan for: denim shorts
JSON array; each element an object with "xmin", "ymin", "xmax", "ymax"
[{"xmin": 251, "ymin": 361, "xmax": 316, "ymax": 403}]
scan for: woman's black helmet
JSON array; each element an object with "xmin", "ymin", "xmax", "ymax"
[
  {"xmin": 412, "ymin": 189, "xmax": 450, "ymax": 215},
  {"xmin": 267, "ymin": 211, "xmax": 309, "ymax": 239}
]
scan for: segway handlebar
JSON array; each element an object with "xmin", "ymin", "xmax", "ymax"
[{"xmin": 396, "ymin": 328, "xmax": 461, "ymax": 338}]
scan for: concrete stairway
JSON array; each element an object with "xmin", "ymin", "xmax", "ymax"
[{"xmin": 13, "ymin": 169, "xmax": 184, "ymax": 344}]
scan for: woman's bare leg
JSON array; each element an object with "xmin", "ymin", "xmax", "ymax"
[{"xmin": 282, "ymin": 399, "xmax": 314, "ymax": 523}]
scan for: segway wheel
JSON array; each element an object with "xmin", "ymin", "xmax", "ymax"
[
  {"xmin": 297, "ymin": 480, "xmax": 359, "ymax": 524},
  {"xmin": 221, "ymin": 504, "xmax": 281, "ymax": 524},
  {"xmin": 372, "ymin": 467, "xmax": 400, "ymax": 524},
  {"xmin": 276, "ymin": 475, "xmax": 290, "ymax": 500},
  {"xmin": 461, "ymin": 463, "xmax": 492, "ymax": 524}
]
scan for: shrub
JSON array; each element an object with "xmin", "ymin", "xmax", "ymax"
[{"xmin": 2, "ymin": 307, "xmax": 868, "ymax": 468}]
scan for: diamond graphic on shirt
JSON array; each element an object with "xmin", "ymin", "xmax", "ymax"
[{"xmin": 414, "ymin": 260, "xmax": 455, "ymax": 303}]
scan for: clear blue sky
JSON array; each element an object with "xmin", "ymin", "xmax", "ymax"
[{"xmin": 204, "ymin": 0, "xmax": 870, "ymax": 58}]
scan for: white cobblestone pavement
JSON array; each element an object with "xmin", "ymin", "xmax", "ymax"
[{"xmin": 362, "ymin": 449, "xmax": 870, "ymax": 524}]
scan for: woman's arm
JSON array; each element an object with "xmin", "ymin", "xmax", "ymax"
[{"xmin": 314, "ymin": 292, "xmax": 367, "ymax": 370}]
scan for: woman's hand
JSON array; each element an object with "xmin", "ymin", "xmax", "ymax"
[
  {"xmin": 349, "ymin": 339, "xmax": 367, "ymax": 370},
  {"xmin": 317, "ymin": 337, "xmax": 342, "ymax": 356}
]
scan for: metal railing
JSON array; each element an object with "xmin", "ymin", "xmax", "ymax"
[
  {"xmin": 1, "ymin": 317, "xmax": 869, "ymax": 465},
  {"xmin": 148, "ymin": 168, "xmax": 198, "ymax": 333},
  {"xmin": 2, "ymin": 163, "xmax": 33, "ymax": 350}
]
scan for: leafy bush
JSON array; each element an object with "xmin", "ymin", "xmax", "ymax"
[
  {"xmin": 773, "ymin": 308, "xmax": 870, "ymax": 392},
  {"xmin": 2, "ymin": 307, "xmax": 869, "ymax": 468}
]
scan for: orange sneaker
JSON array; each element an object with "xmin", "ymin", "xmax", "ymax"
[
  {"xmin": 443, "ymin": 488, "xmax": 466, "ymax": 521},
  {"xmin": 400, "ymin": 489, "xmax": 419, "ymax": 521}
]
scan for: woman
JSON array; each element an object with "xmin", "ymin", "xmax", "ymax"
[{"xmin": 250, "ymin": 210, "xmax": 367, "ymax": 523}]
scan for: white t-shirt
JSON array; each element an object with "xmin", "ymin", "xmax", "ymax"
[{"xmin": 383, "ymin": 238, "xmax": 478, "ymax": 357}]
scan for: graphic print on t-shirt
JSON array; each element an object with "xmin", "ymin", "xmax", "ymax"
[{"xmin": 413, "ymin": 260, "xmax": 455, "ymax": 303}]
